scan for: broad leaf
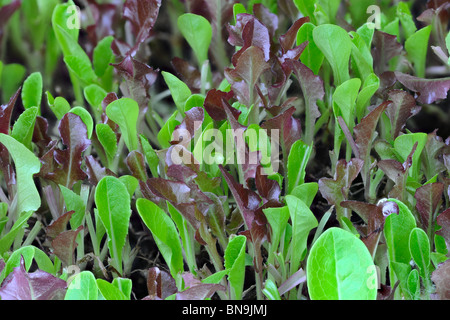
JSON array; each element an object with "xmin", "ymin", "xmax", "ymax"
[
  {"xmin": 95, "ymin": 176, "xmax": 132, "ymax": 275},
  {"xmin": 313, "ymin": 24, "xmax": 352, "ymax": 85},
  {"xmin": 225, "ymin": 235, "xmax": 247, "ymax": 300},
  {"xmin": 177, "ymin": 13, "xmax": 212, "ymax": 66},
  {"xmin": 0, "ymin": 133, "xmax": 41, "ymax": 215},
  {"xmin": 306, "ymin": 227, "xmax": 377, "ymax": 300},
  {"xmin": 106, "ymin": 98, "xmax": 139, "ymax": 152},
  {"xmin": 65, "ymin": 271, "xmax": 98, "ymax": 300},
  {"xmin": 136, "ymin": 198, "xmax": 184, "ymax": 279}
]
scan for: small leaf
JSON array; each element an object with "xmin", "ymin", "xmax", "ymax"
[
  {"xmin": 0, "ymin": 133, "xmax": 41, "ymax": 215},
  {"xmin": 65, "ymin": 271, "xmax": 98, "ymax": 300},
  {"xmin": 225, "ymin": 235, "xmax": 247, "ymax": 300},
  {"xmin": 21, "ymin": 72, "xmax": 43, "ymax": 112},
  {"xmin": 162, "ymin": 71, "xmax": 192, "ymax": 114},
  {"xmin": 409, "ymin": 228, "xmax": 431, "ymax": 280},
  {"xmin": 95, "ymin": 176, "xmax": 132, "ymax": 275},
  {"xmin": 11, "ymin": 106, "xmax": 39, "ymax": 150},
  {"xmin": 405, "ymin": 26, "xmax": 431, "ymax": 78},
  {"xmin": 177, "ymin": 13, "xmax": 212, "ymax": 66},
  {"xmin": 313, "ymin": 24, "xmax": 352, "ymax": 85},
  {"xmin": 306, "ymin": 227, "xmax": 377, "ymax": 300},
  {"xmin": 286, "ymin": 195, "xmax": 318, "ymax": 274},
  {"xmin": 96, "ymin": 123, "xmax": 118, "ymax": 166},
  {"xmin": 287, "ymin": 140, "xmax": 312, "ymax": 194},
  {"xmin": 136, "ymin": 198, "xmax": 184, "ymax": 279},
  {"xmin": 69, "ymin": 107, "xmax": 93, "ymax": 139},
  {"xmin": 297, "ymin": 22, "xmax": 324, "ymax": 75},
  {"xmin": 93, "ymin": 36, "xmax": 114, "ymax": 77},
  {"xmin": 106, "ymin": 97, "xmax": 139, "ymax": 152},
  {"xmin": 97, "ymin": 279, "xmax": 128, "ymax": 300}
]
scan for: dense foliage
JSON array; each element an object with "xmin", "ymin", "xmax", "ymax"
[{"xmin": 0, "ymin": 0, "xmax": 449, "ymax": 300}]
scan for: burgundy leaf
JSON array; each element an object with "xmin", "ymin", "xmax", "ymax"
[
  {"xmin": 39, "ymin": 113, "xmax": 91, "ymax": 189},
  {"xmin": 0, "ymin": 258, "xmax": 67, "ymax": 300},
  {"xmin": 123, "ymin": 0, "xmax": 162, "ymax": 56},
  {"xmin": 252, "ymin": 4, "xmax": 279, "ymax": 39},
  {"xmin": 225, "ymin": 46, "xmax": 270, "ymax": 106},
  {"xmin": 261, "ymin": 106, "xmax": 301, "ymax": 157},
  {"xmin": 227, "ymin": 14, "xmax": 271, "ymax": 63},
  {"xmin": 354, "ymin": 101, "xmax": 390, "ymax": 161},
  {"xmin": 279, "ymin": 17, "xmax": 310, "ymax": 53},
  {"xmin": 146, "ymin": 178, "xmax": 192, "ymax": 204},
  {"xmin": 378, "ymin": 142, "xmax": 417, "ymax": 201},
  {"xmin": 219, "ymin": 165, "xmax": 261, "ymax": 230},
  {"xmin": 86, "ymin": 0, "xmax": 120, "ymax": 46},
  {"xmin": 176, "ymin": 283, "xmax": 225, "ymax": 300},
  {"xmin": 341, "ymin": 200, "xmax": 385, "ymax": 233},
  {"xmin": 0, "ymin": 0, "xmax": 21, "ymax": 49},
  {"xmin": 372, "ymin": 31, "xmax": 403, "ymax": 74},
  {"xmin": 46, "ymin": 210, "xmax": 75, "ymax": 241},
  {"xmin": 126, "ymin": 150, "xmax": 148, "ymax": 182},
  {"xmin": 0, "ymin": 88, "xmax": 20, "ymax": 135},
  {"xmin": 394, "ymin": 72, "xmax": 450, "ymax": 104},
  {"xmin": 51, "ymin": 226, "xmax": 83, "ymax": 267},
  {"xmin": 431, "ymin": 260, "xmax": 450, "ymax": 300},
  {"xmin": 318, "ymin": 159, "xmax": 364, "ymax": 220},
  {"xmin": 287, "ymin": 59, "xmax": 323, "ymax": 143},
  {"xmin": 84, "ymin": 155, "xmax": 116, "ymax": 185},
  {"xmin": 171, "ymin": 57, "xmax": 202, "ymax": 93},
  {"xmin": 436, "ymin": 208, "xmax": 450, "ymax": 244},
  {"xmin": 203, "ymin": 89, "xmax": 238, "ymax": 121},
  {"xmin": 415, "ymin": 182, "xmax": 444, "ymax": 231},
  {"xmin": 255, "ymin": 165, "xmax": 281, "ymax": 203},
  {"xmin": 32, "ymin": 116, "xmax": 52, "ymax": 157},
  {"xmin": 386, "ymin": 90, "xmax": 421, "ymax": 139},
  {"xmin": 145, "ymin": 267, "xmax": 177, "ymax": 300}
]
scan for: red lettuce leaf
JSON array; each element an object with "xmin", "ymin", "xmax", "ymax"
[
  {"xmin": 394, "ymin": 71, "xmax": 450, "ymax": 104},
  {"xmin": 386, "ymin": 90, "xmax": 421, "ymax": 140},
  {"xmin": 0, "ymin": 257, "xmax": 66, "ymax": 300},
  {"xmin": 414, "ymin": 182, "xmax": 444, "ymax": 231}
]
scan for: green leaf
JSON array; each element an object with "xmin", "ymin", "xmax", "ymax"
[
  {"xmin": 290, "ymin": 182, "xmax": 319, "ymax": 207},
  {"xmin": 96, "ymin": 123, "xmax": 117, "ymax": 166},
  {"xmin": 21, "ymin": 72, "xmax": 43, "ymax": 113},
  {"xmin": 46, "ymin": 93, "xmax": 71, "ymax": 120},
  {"xmin": 225, "ymin": 235, "xmax": 247, "ymax": 300},
  {"xmin": 407, "ymin": 269, "xmax": 420, "ymax": 300},
  {"xmin": 65, "ymin": 271, "xmax": 98, "ymax": 300},
  {"xmin": 157, "ymin": 110, "xmax": 180, "ymax": 149},
  {"xmin": 1, "ymin": 64, "xmax": 26, "ymax": 102},
  {"xmin": 118, "ymin": 175, "xmax": 138, "ymax": 199},
  {"xmin": 297, "ymin": 22, "xmax": 324, "ymax": 75},
  {"xmin": 64, "ymin": 55, "xmax": 97, "ymax": 85},
  {"xmin": 84, "ymin": 84, "xmax": 107, "ymax": 116},
  {"xmin": 355, "ymin": 73, "xmax": 379, "ymax": 121},
  {"xmin": 405, "ymin": 26, "xmax": 431, "ymax": 78},
  {"xmin": 93, "ymin": 36, "xmax": 114, "ymax": 77},
  {"xmin": 262, "ymin": 279, "xmax": 282, "ymax": 300},
  {"xmin": 11, "ymin": 107, "xmax": 39, "ymax": 150},
  {"xmin": 59, "ymin": 185, "xmax": 85, "ymax": 230},
  {"xmin": 161, "ymin": 71, "xmax": 191, "ymax": 114},
  {"xmin": 136, "ymin": 198, "xmax": 184, "ymax": 279},
  {"xmin": 0, "ymin": 134, "xmax": 41, "ymax": 215},
  {"xmin": 391, "ymin": 261, "xmax": 412, "ymax": 299},
  {"xmin": 263, "ymin": 205, "xmax": 290, "ymax": 262},
  {"xmin": 393, "ymin": 132, "xmax": 427, "ymax": 180},
  {"xmin": 396, "ymin": 2, "xmax": 417, "ymax": 40},
  {"xmin": 306, "ymin": 227, "xmax": 377, "ymax": 300},
  {"xmin": 287, "ymin": 140, "xmax": 313, "ymax": 194},
  {"xmin": 112, "ymin": 277, "xmax": 132, "ymax": 300},
  {"xmin": 384, "ymin": 198, "xmax": 417, "ymax": 265},
  {"xmin": 313, "ymin": 24, "xmax": 352, "ymax": 85},
  {"xmin": 96, "ymin": 279, "xmax": 128, "ymax": 300},
  {"xmin": 332, "ymin": 78, "xmax": 361, "ymax": 130},
  {"xmin": 69, "ymin": 107, "xmax": 93, "ymax": 139},
  {"xmin": 286, "ymin": 195, "xmax": 318, "ymax": 274},
  {"xmin": 140, "ymin": 135, "xmax": 159, "ymax": 177},
  {"xmin": 409, "ymin": 227, "xmax": 430, "ymax": 279},
  {"xmin": 177, "ymin": 13, "xmax": 212, "ymax": 66},
  {"xmin": 95, "ymin": 176, "xmax": 132, "ymax": 275},
  {"xmin": 105, "ymin": 98, "xmax": 139, "ymax": 152},
  {"xmin": 0, "ymin": 211, "xmax": 34, "ymax": 256}
]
